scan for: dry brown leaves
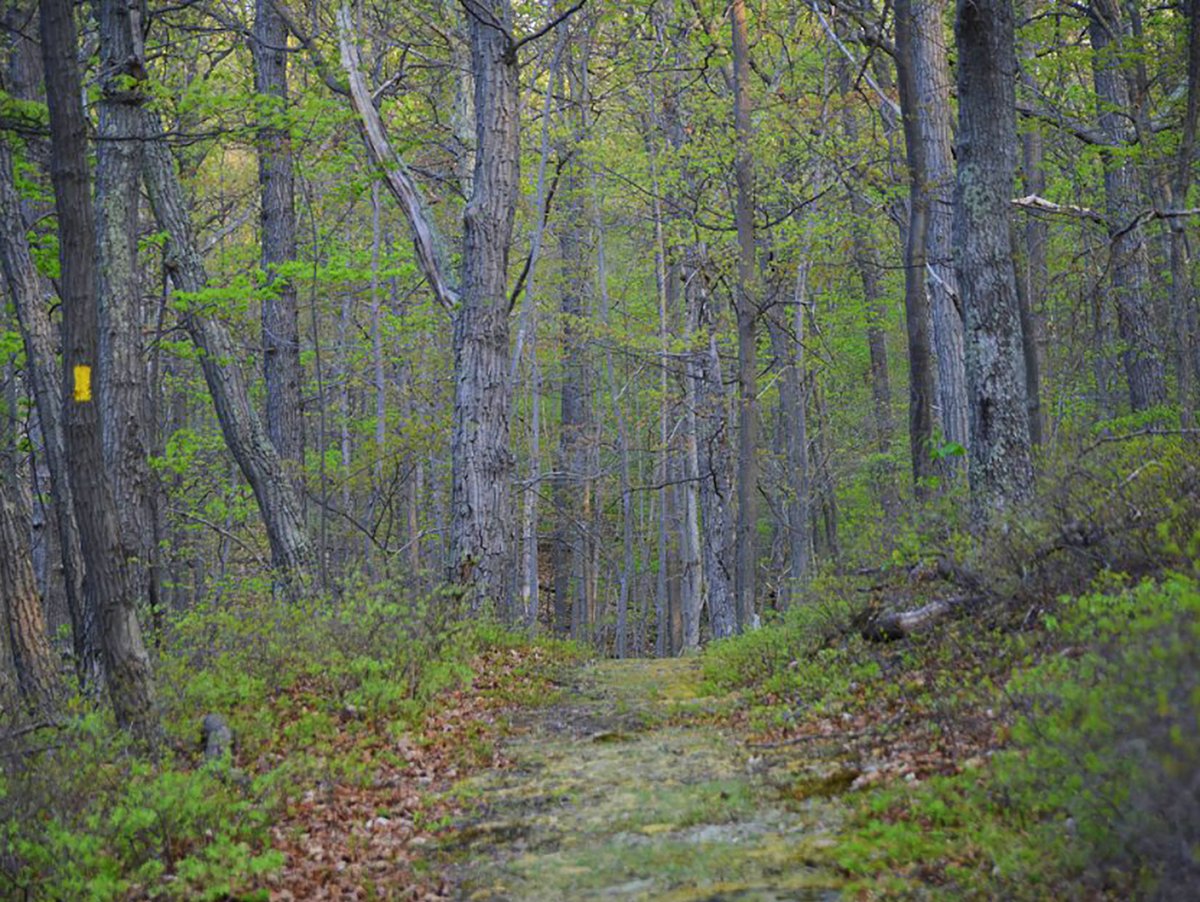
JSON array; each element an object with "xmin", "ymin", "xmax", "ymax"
[{"xmin": 246, "ymin": 646, "xmax": 553, "ymax": 901}]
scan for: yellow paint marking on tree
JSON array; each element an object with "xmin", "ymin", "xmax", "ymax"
[{"xmin": 73, "ymin": 364, "xmax": 92, "ymax": 402}]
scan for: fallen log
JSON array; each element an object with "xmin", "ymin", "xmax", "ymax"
[{"xmin": 862, "ymin": 595, "xmax": 984, "ymax": 642}]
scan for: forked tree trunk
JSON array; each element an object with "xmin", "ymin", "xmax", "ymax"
[{"xmin": 954, "ymin": 0, "xmax": 1034, "ymax": 522}]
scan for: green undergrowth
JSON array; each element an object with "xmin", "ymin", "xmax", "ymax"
[
  {"xmin": 0, "ymin": 582, "xmax": 580, "ymax": 900},
  {"xmin": 703, "ymin": 566, "xmax": 1200, "ymax": 899}
]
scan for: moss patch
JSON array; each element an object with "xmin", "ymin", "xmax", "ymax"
[{"xmin": 442, "ymin": 658, "xmax": 845, "ymax": 900}]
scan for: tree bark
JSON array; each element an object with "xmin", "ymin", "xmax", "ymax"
[
  {"xmin": 1017, "ymin": 4, "xmax": 1048, "ymax": 445},
  {"xmin": 0, "ymin": 474, "xmax": 60, "ymax": 711},
  {"xmin": 894, "ymin": 0, "xmax": 938, "ymax": 490},
  {"xmin": 0, "ymin": 143, "xmax": 96, "ymax": 685},
  {"xmin": 450, "ymin": 0, "xmax": 520, "ymax": 610},
  {"xmin": 140, "ymin": 129, "xmax": 314, "ymax": 581},
  {"xmin": 253, "ymin": 0, "xmax": 305, "ymax": 472},
  {"xmin": 95, "ymin": 0, "xmax": 159, "ymax": 626},
  {"xmin": 910, "ymin": 0, "xmax": 968, "ymax": 460},
  {"xmin": 954, "ymin": 0, "xmax": 1035, "ymax": 522},
  {"xmin": 1088, "ymin": 0, "xmax": 1167, "ymax": 412},
  {"xmin": 40, "ymin": 0, "xmax": 159, "ymax": 742},
  {"xmin": 731, "ymin": 0, "xmax": 758, "ymax": 633}
]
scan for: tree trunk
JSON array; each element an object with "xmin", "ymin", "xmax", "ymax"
[
  {"xmin": 95, "ymin": 0, "xmax": 159, "ymax": 628},
  {"xmin": 911, "ymin": 0, "xmax": 969, "ymax": 460},
  {"xmin": 836, "ymin": 48, "xmax": 900, "ymax": 530},
  {"xmin": 253, "ymin": 0, "xmax": 305, "ymax": 473},
  {"xmin": 552, "ymin": 63, "xmax": 587, "ymax": 639},
  {"xmin": 450, "ymin": 0, "xmax": 520, "ymax": 610},
  {"xmin": 0, "ymin": 474, "xmax": 60, "ymax": 711},
  {"xmin": 1166, "ymin": 0, "xmax": 1200, "ymax": 428},
  {"xmin": 0, "ymin": 143, "xmax": 96, "ymax": 685},
  {"xmin": 1017, "ymin": 4, "xmax": 1048, "ymax": 445},
  {"xmin": 140, "ymin": 129, "xmax": 314, "ymax": 581},
  {"xmin": 731, "ymin": 0, "xmax": 758, "ymax": 633},
  {"xmin": 690, "ymin": 271, "xmax": 738, "ymax": 640},
  {"xmin": 954, "ymin": 0, "xmax": 1035, "ymax": 522},
  {"xmin": 894, "ymin": 0, "xmax": 938, "ymax": 490},
  {"xmin": 40, "ymin": 0, "xmax": 159, "ymax": 742},
  {"xmin": 1088, "ymin": 0, "xmax": 1167, "ymax": 412}
]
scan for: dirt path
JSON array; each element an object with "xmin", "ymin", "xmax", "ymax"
[{"xmin": 441, "ymin": 657, "xmax": 847, "ymax": 901}]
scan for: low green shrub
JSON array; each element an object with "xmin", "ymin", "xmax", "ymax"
[{"xmin": 0, "ymin": 578, "xmax": 551, "ymax": 900}]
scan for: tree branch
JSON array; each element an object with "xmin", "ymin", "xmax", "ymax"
[{"xmin": 336, "ymin": 5, "xmax": 460, "ymax": 313}]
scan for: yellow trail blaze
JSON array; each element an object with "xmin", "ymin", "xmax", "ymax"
[{"xmin": 73, "ymin": 364, "xmax": 92, "ymax": 402}]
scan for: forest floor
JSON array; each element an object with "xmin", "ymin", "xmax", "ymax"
[{"xmin": 440, "ymin": 657, "xmax": 848, "ymax": 901}]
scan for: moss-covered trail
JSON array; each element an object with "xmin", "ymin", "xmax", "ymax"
[{"xmin": 441, "ymin": 657, "xmax": 847, "ymax": 901}]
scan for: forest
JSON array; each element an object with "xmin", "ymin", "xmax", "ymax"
[{"xmin": 0, "ymin": 0, "xmax": 1198, "ymax": 897}]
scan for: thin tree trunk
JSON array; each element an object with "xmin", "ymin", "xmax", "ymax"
[
  {"xmin": 514, "ymin": 15, "xmax": 563, "ymax": 629},
  {"xmin": 553, "ymin": 78, "xmax": 588, "ymax": 638},
  {"xmin": 1166, "ymin": 0, "xmax": 1200, "ymax": 428},
  {"xmin": 592, "ymin": 174, "xmax": 634, "ymax": 657},
  {"xmin": 141, "ymin": 128, "xmax": 314, "ymax": 582},
  {"xmin": 1088, "ymin": 0, "xmax": 1167, "ymax": 411},
  {"xmin": 765, "ymin": 259, "xmax": 813, "ymax": 600},
  {"xmin": 911, "ymin": 0, "xmax": 968, "ymax": 459},
  {"xmin": 253, "ymin": 0, "xmax": 304, "ymax": 473},
  {"xmin": 650, "ymin": 142, "xmax": 701, "ymax": 650},
  {"xmin": 40, "ymin": 0, "xmax": 158, "ymax": 742},
  {"xmin": 894, "ymin": 0, "xmax": 938, "ymax": 490},
  {"xmin": 954, "ymin": 0, "xmax": 1035, "ymax": 522},
  {"xmin": 836, "ymin": 51, "xmax": 900, "ymax": 529},
  {"xmin": 1017, "ymin": 3, "xmax": 1048, "ymax": 445},
  {"xmin": 730, "ymin": 0, "xmax": 758, "ymax": 633}
]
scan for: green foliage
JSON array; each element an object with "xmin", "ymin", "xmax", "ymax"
[
  {"xmin": 0, "ymin": 718, "xmax": 280, "ymax": 900},
  {"xmin": 0, "ymin": 580, "xmax": 557, "ymax": 899}
]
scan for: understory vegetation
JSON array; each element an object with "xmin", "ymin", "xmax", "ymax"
[
  {"xmin": 703, "ymin": 433, "xmax": 1200, "ymax": 899},
  {"xmin": 0, "ymin": 588, "xmax": 583, "ymax": 899}
]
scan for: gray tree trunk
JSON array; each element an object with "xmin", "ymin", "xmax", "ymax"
[
  {"xmin": 0, "ymin": 143, "xmax": 96, "ymax": 684},
  {"xmin": 1088, "ymin": 0, "xmax": 1167, "ymax": 411},
  {"xmin": 40, "ymin": 0, "xmax": 159, "ymax": 742},
  {"xmin": 954, "ymin": 0, "xmax": 1035, "ymax": 522},
  {"xmin": 450, "ymin": 0, "xmax": 520, "ymax": 610},
  {"xmin": 731, "ymin": 0, "xmax": 758, "ymax": 633},
  {"xmin": 894, "ymin": 0, "xmax": 939, "ymax": 490},
  {"xmin": 95, "ymin": 0, "xmax": 159, "ymax": 625},
  {"xmin": 140, "ymin": 129, "xmax": 314, "ymax": 581},
  {"xmin": 911, "ymin": 0, "xmax": 968, "ymax": 459},
  {"xmin": 1017, "ymin": 5, "xmax": 1048, "ymax": 445},
  {"xmin": 253, "ymin": 0, "xmax": 305, "ymax": 473}
]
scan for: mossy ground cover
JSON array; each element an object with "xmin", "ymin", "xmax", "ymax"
[{"xmin": 444, "ymin": 657, "xmax": 847, "ymax": 901}]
